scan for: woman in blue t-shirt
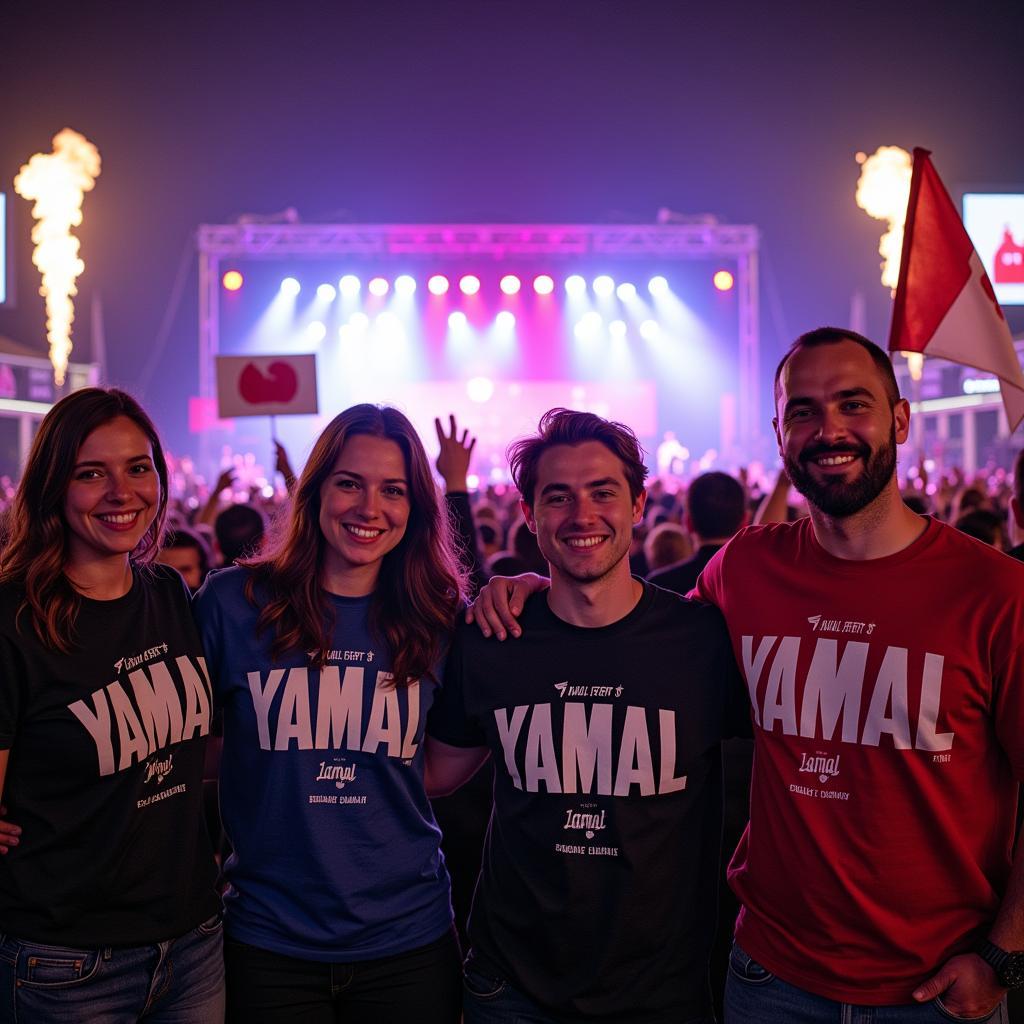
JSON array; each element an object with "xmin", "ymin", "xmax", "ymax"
[{"xmin": 194, "ymin": 404, "xmax": 470, "ymax": 1024}]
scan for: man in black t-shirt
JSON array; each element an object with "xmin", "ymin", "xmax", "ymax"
[{"xmin": 428, "ymin": 409, "xmax": 747, "ymax": 1024}]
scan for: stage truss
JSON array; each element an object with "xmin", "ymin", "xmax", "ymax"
[{"xmin": 196, "ymin": 222, "xmax": 761, "ymax": 446}]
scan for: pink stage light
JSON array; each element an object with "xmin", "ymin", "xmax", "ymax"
[
  {"xmin": 499, "ymin": 274, "xmax": 521, "ymax": 295},
  {"xmin": 533, "ymin": 274, "xmax": 554, "ymax": 295},
  {"xmin": 368, "ymin": 277, "xmax": 390, "ymax": 297},
  {"xmin": 428, "ymin": 274, "xmax": 450, "ymax": 295},
  {"xmin": 459, "ymin": 274, "xmax": 481, "ymax": 296}
]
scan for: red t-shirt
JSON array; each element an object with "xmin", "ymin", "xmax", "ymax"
[{"xmin": 695, "ymin": 516, "xmax": 1024, "ymax": 1003}]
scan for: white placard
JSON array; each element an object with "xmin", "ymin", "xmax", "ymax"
[{"xmin": 216, "ymin": 354, "xmax": 318, "ymax": 418}]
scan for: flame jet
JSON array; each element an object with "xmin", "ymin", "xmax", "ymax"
[
  {"xmin": 14, "ymin": 129, "xmax": 101, "ymax": 385},
  {"xmin": 855, "ymin": 146, "xmax": 912, "ymax": 294}
]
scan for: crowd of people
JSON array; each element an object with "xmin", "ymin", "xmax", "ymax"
[{"xmin": 0, "ymin": 326, "xmax": 1021, "ymax": 1023}]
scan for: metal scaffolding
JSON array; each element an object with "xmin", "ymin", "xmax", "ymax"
[{"xmin": 196, "ymin": 222, "xmax": 761, "ymax": 446}]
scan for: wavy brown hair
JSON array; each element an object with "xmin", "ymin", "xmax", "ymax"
[
  {"xmin": 0, "ymin": 388, "xmax": 169, "ymax": 651},
  {"xmin": 244, "ymin": 404, "xmax": 467, "ymax": 686}
]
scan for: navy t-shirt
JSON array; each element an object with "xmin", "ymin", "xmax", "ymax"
[{"xmin": 193, "ymin": 566, "xmax": 453, "ymax": 960}]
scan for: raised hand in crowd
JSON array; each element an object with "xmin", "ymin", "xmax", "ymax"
[
  {"xmin": 273, "ymin": 438, "xmax": 297, "ymax": 494},
  {"xmin": 197, "ymin": 465, "xmax": 237, "ymax": 526},
  {"xmin": 434, "ymin": 413, "xmax": 476, "ymax": 493},
  {"xmin": 752, "ymin": 466, "xmax": 792, "ymax": 525}
]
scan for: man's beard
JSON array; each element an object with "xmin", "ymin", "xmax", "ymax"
[{"xmin": 785, "ymin": 426, "xmax": 897, "ymax": 518}]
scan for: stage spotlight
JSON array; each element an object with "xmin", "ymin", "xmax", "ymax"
[
  {"xmin": 448, "ymin": 311, "xmax": 468, "ymax": 330},
  {"xmin": 280, "ymin": 277, "xmax": 301, "ymax": 297},
  {"xmin": 339, "ymin": 274, "xmax": 361, "ymax": 296},
  {"xmin": 495, "ymin": 310, "xmax": 516, "ymax": 330},
  {"xmin": 565, "ymin": 274, "xmax": 586, "ymax": 296},
  {"xmin": 592, "ymin": 275, "xmax": 615, "ymax": 298},
  {"xmin": 375, "ymin": 311, "xmax": 403, "ymax": 335},
  {"xmin": 368, "ymin": 277, "xmax": 390, "ymax": 297},
  {"xmin": 609, "ymin": 319, "xmax": 627, "ymax": 338},
  {"xmin": 639, "ymin": 319, "xmax": 660, "ymax": 341},
  {"xmin": 222, "ymin": 270, "xmax": 243, "ymax": 292},
  {"xmin": 349, "ymin": 312, "xmax": 370, "ymax": 331},
  {"xmin": 574, "ymin": 312, "xmax": 603, "ymax": 341},
  {"xmin": 499, "ymin": 274, "xmax": 521, "ymax": 295},
  {"xmin": 459, "ymin": 274, "xmax": 481, "ymax": 296},
  {"xmin": 573, "ymin": 311, "xmax": 603, "ymax": 340},
  {"xmin": 467, "ymin": 376, "xmax": 495, "ymax": 403},
  {"xmin": 394, "ymin": 274, "xmax": 417, "ymax": 295},
  {"xmin": 648, "ymin": 275, "xmax": 669, "ymax": 297},
  {"xmin": 713, "ymin": 270, "xmax": 735, "ymax": 291},
  {"xmin": 317, "ymin": 283, "xmax": 337, "ymax": 302},
  {"xmin": 616, "ymin": 282, "xmax": 636, "ymax": 301},
  {"xmin": 428, "ymin": 274, "xmax": 450, "ymax": 296},
  {"xmin": 533, "ymin": 275, "xmax": 555, "ymax": 295},
  {"xmin": 304, "ymin": 321, "xmax": 327, "ymax": 344}
]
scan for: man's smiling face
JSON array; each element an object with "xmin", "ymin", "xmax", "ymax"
[
  {"xmin": 774, "ymin": 339, "xmax": 909, "ymax": 518},
  {"xmin": 523, "ymin": 440, "xmax": 645, "ymax": 586}
]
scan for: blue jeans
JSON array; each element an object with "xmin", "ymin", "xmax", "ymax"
[
  {"xmin": 725, "ymin": 943, "xmax": 1009, "ymax": 1024},
  {"xmin": 462, "ymin": 964, "xmax": 715, "ymax": 1024},
  {"xmin": 0, "ymin": 913, "xmax": 225, "ymax": 1023}
]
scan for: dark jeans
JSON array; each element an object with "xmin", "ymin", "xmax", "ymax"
[
  {"xmin": 462, "ymin": 964, "xmax": 715, "ymax": 1024},
  {"xmin": 224, "ymin": 927, "xmax": 461, "ymax": 1024},
  {"xmin": 725, "ymin": 943, "xmax": 1009, "ymax": 1024}
]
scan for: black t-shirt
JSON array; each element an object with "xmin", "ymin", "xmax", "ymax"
[
  {"xmin": 0, "ymin": 564, "xmax": 219, "ymax": 946},
  {"xmin": 431, "ymin": 581, "xmax": 749, "ymax": 1023}
]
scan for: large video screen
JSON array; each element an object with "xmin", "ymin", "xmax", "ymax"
[{"xmin": 963, "ymin": 192, "xmax": 1024, "ymax": 306}]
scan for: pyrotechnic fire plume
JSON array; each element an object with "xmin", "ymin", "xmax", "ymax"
[
  {"xmin": 855, "ymin": 146, "xmax": 912, "ymax": 294},
  {"xmin": 14, "ymin": 129, "xmax": 101, "ymax": 386}
]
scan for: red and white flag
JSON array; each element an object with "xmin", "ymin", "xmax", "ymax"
[{"xmin": 889, "ymin": 147, "xmax": 1024, "ymax": 431}]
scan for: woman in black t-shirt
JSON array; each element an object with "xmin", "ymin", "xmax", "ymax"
[{"xmin": 0, "ymin": 388, "xmax": 223, "ymax": 1023}]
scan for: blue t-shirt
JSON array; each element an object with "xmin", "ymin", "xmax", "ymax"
[{"xmin": 193, "ymin": 565, "xmax": 452, "ymax": 961}]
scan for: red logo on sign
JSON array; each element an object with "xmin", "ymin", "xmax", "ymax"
[
  {"xmin": 238, "ymin": 362, "xmax": 299, "ymax": 404},
  {"xmin": 994, "ymin": 228, "xmax": 1024, "ymax": 285}
]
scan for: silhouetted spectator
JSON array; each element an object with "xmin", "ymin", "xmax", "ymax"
[
  {"xmin": 650, "ymin": 471, "xmax": 747, "ymax": 595},
  {"xmin": 643, "ymin": 521, "xmax": 692, "ymax": 573},
  {"xmin": 214, "ymin": 503, "xmax": 265, "ymax": 566},
  {"xmin": 509, "ymin": 517, "xmax": 547, "ymax": 574},
  {"xmin": 955, "ymin": 508, "xmax": 1006, "ymax": 550},
  {"xmin": 157, "ymin": 525, "xmax": 212, "ymax": 593}
]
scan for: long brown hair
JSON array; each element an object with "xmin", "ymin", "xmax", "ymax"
[
  {"xmin": 244, "ymin": 404, "xmax": 466, "ymax": 686},
  {"xmin": 0, "ymin": 388, "xmax": 169, "ymax": 651}
]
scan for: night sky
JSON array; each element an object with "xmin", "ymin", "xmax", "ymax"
[{"xmin": 2, "ymin": 0, "xmax": 1022, "ymax": 458}]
